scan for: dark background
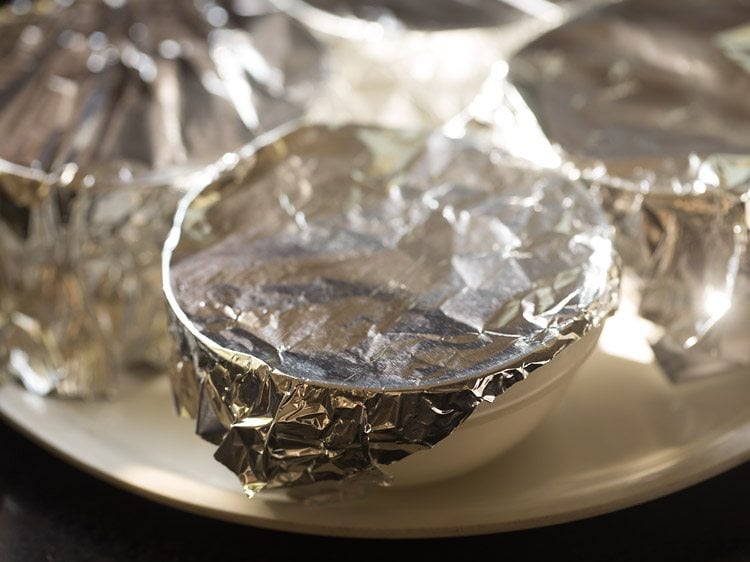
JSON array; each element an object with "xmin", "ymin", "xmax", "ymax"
[{"xmin": 1, "ymin": 420, "xmax": 749, "ymax": 562}]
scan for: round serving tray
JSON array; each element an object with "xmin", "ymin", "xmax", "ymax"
[{"xmin": 1, "ymin": 301, "xmax": 749, "ymax": 538}]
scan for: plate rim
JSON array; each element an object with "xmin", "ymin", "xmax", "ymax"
[{"xmin": 2, "ymin": 384, "xmax": 750, "ymax": 539}]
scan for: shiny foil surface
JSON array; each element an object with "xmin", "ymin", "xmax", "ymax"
[
  {"xmin": 279, "ymin": 0, "xmax": 573, "ymax": 130},
  {"xmin": 285, "ymin": 0, "xmax": 566, "ymax": 30},
  {"xmin": 164, "ymin": 124, "xmax": 619, "ymax": 492},
  {"xmin": 0, "ymin": 0, "xmax": 324, "ymax": 396},
  {"xmin": 508, "ymin": 0, "xmax": 750, "ymax": 379}
]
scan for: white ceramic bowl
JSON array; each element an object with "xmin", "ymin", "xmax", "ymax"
[{"xmin": 385, "ymin": 325, "xmax": 603, "ymax": 487}]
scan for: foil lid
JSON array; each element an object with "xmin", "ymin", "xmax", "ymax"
[
  {"xmin": 276, "ymin": 0, "xmax": 571, "ymax": 130},
  {"xmin": 164, "ymin": 123, "xmax": 619, "ymax": 493},
  {"xmin": 505, "ymin": 0, "xmax": 750, "ymax": 379},
  {"xmin": 0, "ymin": 0, "xmax": 324, "ymax": 396}
]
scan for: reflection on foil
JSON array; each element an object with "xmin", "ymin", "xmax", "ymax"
[
  {"xmin": 0, "ymin": 0, "xmax": 324, "ymax": 396},
  {"xmin": 164, "ymin": 124, "xmax": 619, "ymax": 492},
  {"xmin": 506, "ymin": 0, "xmax": 750, "ymax": 380},
  {"xmin": 276, "ymin": 0, "xmax": 574, "ymax": 130},
  {"xmin": 278, "ymin": 0, "xmax": 565, "ymax": 32}
]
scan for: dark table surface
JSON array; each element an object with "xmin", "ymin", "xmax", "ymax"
[{"xmin": 1, "ymin": 419, "xmax": 749, "ymax": 562}]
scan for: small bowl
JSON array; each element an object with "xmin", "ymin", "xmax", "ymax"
[
  {"xmin": 164, "ymin": 124, "xmax": 619, "ymax": 494},
  {"xmin": 386, "ymin": 326, "xmax": 602, "ymax": 486}
]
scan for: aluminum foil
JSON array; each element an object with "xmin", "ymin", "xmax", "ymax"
[
  {"xmin": 275, "ymin": 0, "xmax": 576, "ymax": 131},
  {"xmin": 278, "ymin": 0, "xmax": 568, "ymax": 31},
  {"xmin": 164, "ymin": 123, "xmax": 619, "ymax": 493},
  {"xmin": 0, "ymin": 0, "xmax": 324, "ymax": 396},
  {"xmin": 506, "ymin": 0, "xmax": 750, "ymax": 379}
]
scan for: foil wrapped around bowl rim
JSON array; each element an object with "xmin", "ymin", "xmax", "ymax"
[{"xmin": 162, "ymin": 123, "xmax": 620, "ymax": 492}]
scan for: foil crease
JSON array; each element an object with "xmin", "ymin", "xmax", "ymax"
[
  {"xmin": 164, "ymin": 124, "xmax": 619, "ymax": 492},
  {"xmin": 0, "ymin": 0, "xmax": 323, "ymax": 396},
  {"xmin": 505, "ymin": 0, "xmax": 750, "ymax": 379}
]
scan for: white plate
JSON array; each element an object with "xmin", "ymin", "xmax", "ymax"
[{"xmin": 1, "ymin": 304, "xmax": 750, "ymax": 538}]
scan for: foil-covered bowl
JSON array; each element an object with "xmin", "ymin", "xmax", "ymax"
[
  {"xmin": 277, "ymin": 0, "xmax": 567, "ymax": 33},
  {"xmin": 275, "ymin": 0, "xmax": 569, "ymax": 130},
  {"xmin": 0, "ymin": 0, "xmax": 324, "ymax": 396},
  {"xmin": 508, "ymin": 0, "xmax": 750, "ymax": 379},
  {"xmin": 163, "ymin": 123, "xmax": 619, "ymax": 494}
]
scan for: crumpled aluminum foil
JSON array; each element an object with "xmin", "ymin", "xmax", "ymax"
[
  {"xmin": 506, "ymin": 0, "xmax": 750, "ymax": 379},
  {"xmin": 276, "ymin": 0, "xmax": 573, "ymax": 130},
  {"xmin": 0, "ymin": 0, "xmax": 323, "ymax": 396},
  {"xmin": 164, "ymin": 123, "xmax": 619, "ymax": 493}
]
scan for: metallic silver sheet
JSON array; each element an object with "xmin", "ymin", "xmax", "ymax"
[
  {"xmin": 302, "ymin": 28, "xmax": 511, "ymax": 130},
  {"xmin": 507, "ymin": 0, "xmax": 750, "ymax": 379},
  {"xmin": 0, "ymin": 0, "xmax": 323, "ymax": 396},
  {"xmin": 282, "ymin": 0, "xmax": 566, "ymax": 31},
  {"xmin": 280, "ymin": 0, "xmax": 578, "ymax": 131},
  {"xmin": 164, "ymin": 124, "xmax": 619, "ymax": 492}
]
